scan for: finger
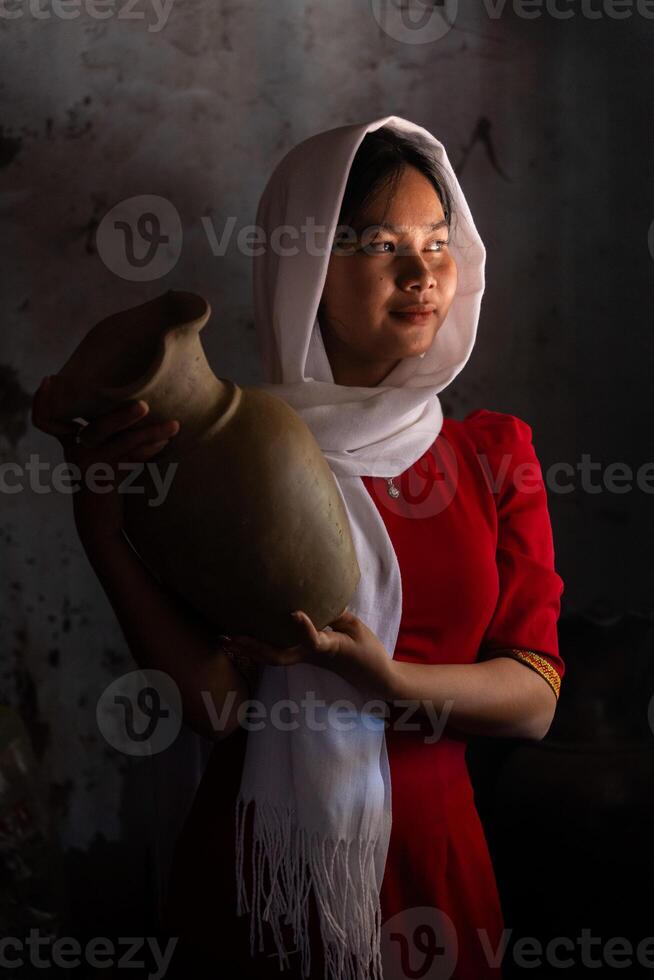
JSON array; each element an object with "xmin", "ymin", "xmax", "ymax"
[
  {"xmin": 121, "ymin": 423, "xmax": 180, "ymax": 455},
  {"xmin": 326, "ymin": 608, "xmax": 359, "ymax": 632},
  {"xmin": 291, "ymin": 611, "xmax": 339, "ymax": 654},
  {"xmin": 78, "ymin": 400, "xmax": 151, "ymax": 449},
  {"xmin": 103, "ymin": 421, "xmax": 180, "ymax": 463},
  {"xmin": 124, "ymin": 439, "xmax": 171, "ymax": 462},
  {"xmin": 270, "ymin": 647, "xmax": 306, "ymax": 666},
  {"xmin": 291, "ymin": 610, "xmax": 319, "ymax": 643}
]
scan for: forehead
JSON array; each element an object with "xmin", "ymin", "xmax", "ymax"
[{"xmin": 355, "ymin": 164, "xmax": 446, "ymax": 228}]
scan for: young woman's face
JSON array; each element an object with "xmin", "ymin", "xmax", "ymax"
[{"xmin": 318, "ymin": 164, "xmax": 458, "ymax": 387}]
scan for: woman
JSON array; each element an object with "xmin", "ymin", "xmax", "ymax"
[{"xmin": 32, "ymin": 116, "xmax": 565, "ymax": 980}]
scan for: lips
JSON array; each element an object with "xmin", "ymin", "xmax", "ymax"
[
  {"xmin": 390, "ymin": 308, "xmax": 436, "ymax": 323},
  {"xmin": 392, "ymin": 305, "xmax": 436, "ymax": 314}
]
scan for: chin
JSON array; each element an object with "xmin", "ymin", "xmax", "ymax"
[
  {"xmin": 399, "ymin": 333, "xmax": 439, "ymax": 359},
  {"xmin": 372, "ymin": 321, "xmax": 439, "ymax": 362}
]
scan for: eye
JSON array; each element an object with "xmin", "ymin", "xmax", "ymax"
[
  {"xmin": 359, "ymin": 240, "xmax": 394, "ymax": 253},
  {"xmin": 359, "ymin": 239, "xmax": 450, "ymax": 255},
  {"xmin": 426, "ymin": 239, "xmax": 449, "ymax": 252}
]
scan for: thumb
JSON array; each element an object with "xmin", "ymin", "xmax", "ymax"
[{"xmin": 326, "ymin": 608, "xmax": 359, "ymax": 633}]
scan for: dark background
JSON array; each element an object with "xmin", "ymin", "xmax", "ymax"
[{"xmin": 2, "ymin": 1, "xmax": 653, "ymax": 976}]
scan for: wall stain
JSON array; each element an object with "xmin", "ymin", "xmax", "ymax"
[
  {"xmin": 102, "ymin": 647, "xmax": 127, "ymax": 670},
  {"xmin": 13, "ymin": 645, "xmax": 51, "ymax": 760},
  {"xmin": 65, "ymin": 96, "xmax": 93, "ymax": 140},
  {"xmin": 0, "ymin": 98, "xmax": 93, "ymax": 170},
  {"xmin": 60, "ymin": 595, "xmax": 92, "ymax": 632},
  {"xmin": 0, "ymin": 364, "xmax": 32, "ymax": 452},
  {"xmin": 75, "ymin": 194, "xmax": 107, "ymax": 256},
  {"xmin": 455, "ymin": 116, "xmax": 510, "ymax": 181}
]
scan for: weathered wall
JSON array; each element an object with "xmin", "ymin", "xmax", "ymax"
[{"xmin": 1, "ymin": 0, "xmax": 653, "ymax": 936}]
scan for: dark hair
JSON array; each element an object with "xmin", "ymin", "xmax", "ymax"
[{"xmin": 336, "ymin": 125, "xmax": 456, "ymax": 235}]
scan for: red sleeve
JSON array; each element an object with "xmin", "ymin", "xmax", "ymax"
[{"xmin": 465, "ymin": 409, "xmax": 565, "ymax": 700}]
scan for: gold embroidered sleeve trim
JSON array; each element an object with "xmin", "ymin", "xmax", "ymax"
[{"xmin": 504, "ymin": 648, "xmax": 561, "ymax": 700}]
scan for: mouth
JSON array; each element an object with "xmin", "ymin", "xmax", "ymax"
[{"xmin": 390, "ymin": 309, "xmax": 436, "ymax": 325}]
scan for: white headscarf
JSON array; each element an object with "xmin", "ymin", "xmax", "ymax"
[{"xmin": 234, "ymin": 115, "xmax": 486, "ymax": 980}]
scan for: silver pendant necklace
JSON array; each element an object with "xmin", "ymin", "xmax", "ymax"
[{"xmin": 385, "ymin": 477, "xmax": 400, "ymax": 499}]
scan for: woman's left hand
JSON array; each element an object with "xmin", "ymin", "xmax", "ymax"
[{"xmin": 230, "ymin": 609, "xmax": 395, "ymax": 702}]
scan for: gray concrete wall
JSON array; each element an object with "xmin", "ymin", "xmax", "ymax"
[{"xmin": 1, "ymin": 0, "xmax": 653, "ymax": 937}]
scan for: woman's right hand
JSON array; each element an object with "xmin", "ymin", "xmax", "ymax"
[{"xmin": 31, "ymin": 375, "xmax": 180, "ymax": 547}]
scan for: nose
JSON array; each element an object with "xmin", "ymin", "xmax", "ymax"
[{"xmin": 396, "ymin": 252, "xmax": 437, "ymax": 292}]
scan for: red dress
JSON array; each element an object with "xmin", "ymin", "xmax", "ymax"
[{"xmin": 162, "ymin": 409, "xmax": 565, "ymax": 980}]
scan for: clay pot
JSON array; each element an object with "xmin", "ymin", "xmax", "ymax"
[{"xmin": 49, "ymin": 289, "xmax": 360, "ymax": 647}]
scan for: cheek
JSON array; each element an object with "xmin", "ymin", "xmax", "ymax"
[
  {"xmin": 352, "ymin": 263, "xmax": 398, "ymax": 308},
  {"xmin": 324, "ymin": 261, "xmax": 390, "ymax": 315},
  {"xmin": 439, "ymin": 258, "xmax": 458, "ymax": 305},
  {"xmin": 322, "ymin": 259, "xmax": 362, "ymax": 308}
]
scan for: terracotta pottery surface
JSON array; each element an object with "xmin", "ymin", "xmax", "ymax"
[{"xmin": 49, "ymin": 289, "xmax": 361, "ymax": 647}]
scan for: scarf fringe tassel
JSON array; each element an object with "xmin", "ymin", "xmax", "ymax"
[{"xmin": 235, "ymin": 796, "xmax": 384, "ymax": 980}]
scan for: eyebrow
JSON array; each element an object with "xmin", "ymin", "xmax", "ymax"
[{"xmin": 372, "ymin": 219, "xmax": 449, "ymax": 234}]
